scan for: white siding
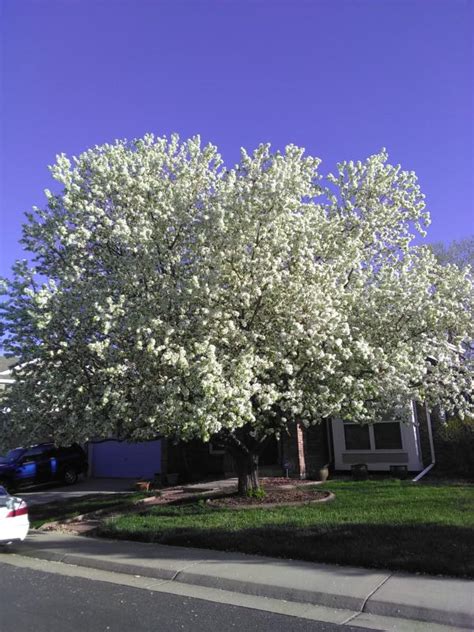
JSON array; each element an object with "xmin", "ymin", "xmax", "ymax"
[{"xmin": 331, "ymin": 406, "xmax": 423, "ymax": 472}]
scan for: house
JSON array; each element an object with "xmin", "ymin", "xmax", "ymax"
[
  {"xmin": 0, "ymin": 357, "xmax": 19, "ymax": 453},
  {"xmin": 167, "ymin": 402, "xmax": 437, "ymax": 482},
  {"xmin": 283, "ymin": 404, "xmax": 437, "ymax": 479},
  {"xmin": 0, "ymin": 356, "xmax": 443, "ymax": 481}
]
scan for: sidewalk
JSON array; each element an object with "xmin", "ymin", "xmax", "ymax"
[{"xmin": 7, "ymin": 530, "xmax": 473, "ymax": 630}]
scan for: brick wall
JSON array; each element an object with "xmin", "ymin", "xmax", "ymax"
[
  {"xmin": 303, "ymin": 423, "xmax": 330, "ymax": 477},
  {"xmin": 280, "ymin": 421, "xmax": 330, "ymax": 479},
  {"xmin": 280, "ymin": 423, "xmax": 301, "ymax": 478}
]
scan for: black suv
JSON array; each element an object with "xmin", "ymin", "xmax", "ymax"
[{"xmin": 0, "ymin": 443, "xmax": 88, "ymax": 491}]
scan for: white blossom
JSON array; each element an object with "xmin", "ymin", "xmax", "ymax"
[{"xmin": 1, "ymin": 135, "xmax": 472, "ymax": 448}]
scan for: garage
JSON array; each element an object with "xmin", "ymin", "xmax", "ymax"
[{"xmin": 88, "ymin": 439, "xmax": 162, "ymax": 479}]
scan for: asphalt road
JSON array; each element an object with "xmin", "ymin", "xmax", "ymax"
[{"xmin": 0, "ymin": 561, "xmax": 377, "ymax": 632}]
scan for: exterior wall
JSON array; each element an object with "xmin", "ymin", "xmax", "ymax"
[
  {"xmin": 170, "ymin": 435, "xmax": 282, "ymax": 482},
  {"xmin": 0, "ymin": 358, "xmax": 19, "ymax": 392},
  {"xmin": 281, "ymin": 422, "xmax": 330, "ymax": 479},
  {"xmin": 0, "ymin": 371, "xmax": 15, "ymax": 454},
  {"xmin": 303, "ymin": 423, "xmax": 330, "ymax": 477},
  {"xmin": 281, "ymin": 423, "xmax": 303, "ymax": 478},
  {"xmin": 331, "ymin": 407, "xmax": 424, "ymax": 472},
  {"xmin": 166, "ymin": 439, "xmax": 230, "ymax": 482},
  {"xmin": 160, "ymin": 436, "xmax": 169, "ymax": 479}
]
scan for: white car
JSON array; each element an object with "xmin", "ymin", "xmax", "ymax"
[{"xmin": 0, "ymin": 485, "xmax": 29, "ymax": 545}]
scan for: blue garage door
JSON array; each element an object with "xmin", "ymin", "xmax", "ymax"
[{"xmin": 90, "ymin": 440, "xmax": 162, "ymax": 478}]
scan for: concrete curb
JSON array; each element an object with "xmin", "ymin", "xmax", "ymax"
[{"xmin": 9, "ymin": 532, "xmax": 474, "ymax": 630}]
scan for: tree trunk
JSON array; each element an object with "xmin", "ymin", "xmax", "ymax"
[
  {"xmin": 233, "ymin": 451, "xmax": 260, "ymax": 496},
  {"xmin": 217, "ymin": 425, "xmax": 271, "ymax": 496}
]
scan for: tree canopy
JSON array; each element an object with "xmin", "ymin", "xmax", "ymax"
[{"xmin": 1, "ymin": 135, "xmax": 473, "ymax": 465}]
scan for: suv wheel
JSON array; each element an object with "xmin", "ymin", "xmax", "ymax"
[{"xmin": 63, "ymin": 468, "xmax": 78, "ymax": 485}]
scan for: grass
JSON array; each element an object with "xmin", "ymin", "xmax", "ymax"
[
  {"xmin": 96, "ymin": 480, "xmax": 474, "ymax": 577},
  {"xmin": 29, "ymin": 492, "xmax": 151, "ymax": 528}
]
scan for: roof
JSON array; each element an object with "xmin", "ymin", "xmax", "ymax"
[{"xmin": 0, "ymin": 356, "xmax": 20, "ymax": 374}]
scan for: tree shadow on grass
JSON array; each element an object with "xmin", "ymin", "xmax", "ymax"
[{"xmin": 97, "ymin": 521, "xmax": 474, "ymax": 578}]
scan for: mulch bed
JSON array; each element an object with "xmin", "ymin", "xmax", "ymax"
[
  {"xmin": 208, "ymin": 478, "xmax": 332, "ymax": 508},
  {"xmin": 259, "ymin": 477, "xmax": 321, "ymax": 488}
]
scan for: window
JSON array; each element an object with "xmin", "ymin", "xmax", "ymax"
[
  {"xmin": 24, "ymin": 447, "xmax": 45, "ymax": 457},
  {"xmin": 344, "ymin": 424, "xmax": 371, "ymax": 450},
  {"xmin": 343, "ymin": 421, "xmax": 404, "ymax": 451},
  {"xmin": 373, "ymin": 423, "xmax": 402, "ymax": 449},
  {"xmin": 209, "ymin": 440, "xmax": 226, "ymax": 455},
  {"xmin": 5, "ymin": 448, "xmax": 25, "ymax": 463}
]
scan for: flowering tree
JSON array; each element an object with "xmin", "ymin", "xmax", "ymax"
[{"xmin": 1, "ymin": 135, "xmax": 473, "ymax": 494}]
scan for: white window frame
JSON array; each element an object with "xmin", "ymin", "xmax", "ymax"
[
  {"xmin": 343, "ymin": 420, "xmax": 404, "ymax": 452},
  {"xmin": 332, "ymin": 404, "xmax": 424, "ymax": 471}
]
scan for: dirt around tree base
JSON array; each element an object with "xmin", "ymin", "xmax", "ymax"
[{"xmin": 208, "ymin": 478, "xmax": 333, "ymax": 508}]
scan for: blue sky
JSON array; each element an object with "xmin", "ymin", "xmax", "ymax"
[{"xmin": 1, "ymin": 0, "xmax": 473, "ymax": 278}]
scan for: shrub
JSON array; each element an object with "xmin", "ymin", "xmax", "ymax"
[
  {"xmin": 436, "ymin": 417, "xmax": 474, "ymax": 480},
  {"xmin": 246, "ymin": 487, "xmax": 266, "ymax": 499}
]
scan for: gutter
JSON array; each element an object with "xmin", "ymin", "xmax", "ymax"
[
  {"xmin": 326, "ymin": 418, "xmax": 333, "ymax": 465},
  {"xmin": 412, "ymin": 403, "xmax": 436, "ymax": 482}
]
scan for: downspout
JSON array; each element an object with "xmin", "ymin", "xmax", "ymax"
[
  {"xmin": 412, "ymin": 403, "xmax": 436, "ymax": 482},
  {"xmin": 326, "ymin": 419, "xmax": 333, "ymax": 466}
]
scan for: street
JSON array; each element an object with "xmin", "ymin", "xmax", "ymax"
[{"xmin": 0, "ymin": 558, "xmax": 376, "ymax": 632}]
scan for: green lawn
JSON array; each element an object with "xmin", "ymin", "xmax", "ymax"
[{"xmin": 97, "ymin": 480, "xmax": 474, "ymax": 577}]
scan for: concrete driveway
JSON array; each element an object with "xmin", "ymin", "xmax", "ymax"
[{"xmin": 18, "ymin": 478, "xmax": 136, "ymax": 506}]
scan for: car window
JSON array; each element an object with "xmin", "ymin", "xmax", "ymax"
[
  {"xmin": 5, "ymin": 448, "xmax": 26, "ymax": 462},
  {"xmin": 23, "ymin": 447, "xmax": 46, "ymax": 459}
]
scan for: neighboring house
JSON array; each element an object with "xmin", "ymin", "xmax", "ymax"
[
  {"xmin": 0, "ymin": 357, "xmax": 19, "ymax": 452},
  {"xmin": 0, "ymin": 356, "xmax": 18, "ymax": 392}
]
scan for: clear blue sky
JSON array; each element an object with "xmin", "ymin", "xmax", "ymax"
[{"xmin": 1, "ymin": 0, "xmax": 473, "ymax": 278}]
